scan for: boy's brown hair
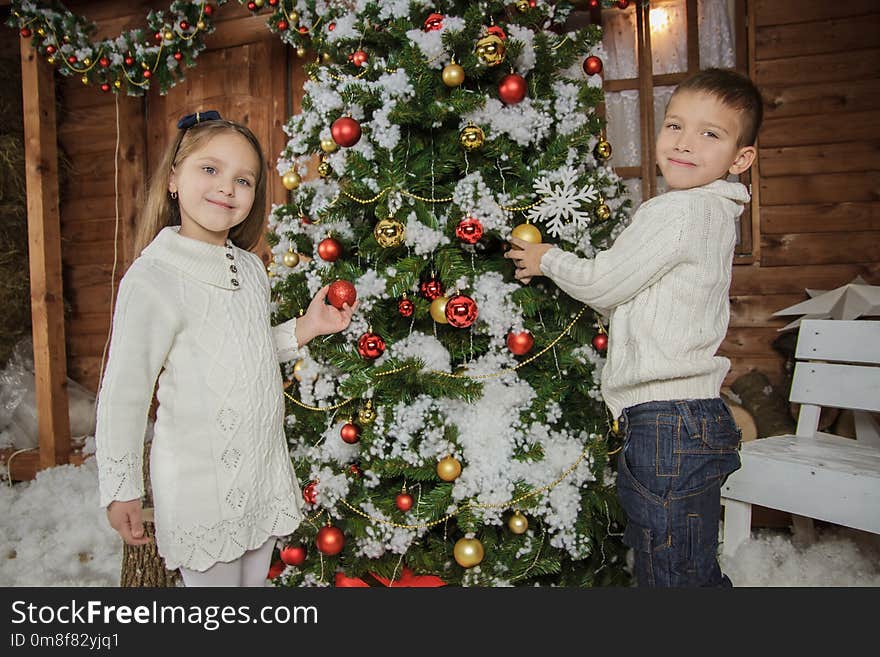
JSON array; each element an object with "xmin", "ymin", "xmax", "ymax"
[{"xmin": 673, "ymin": 68, "xmax": 764, "ymax": 147}]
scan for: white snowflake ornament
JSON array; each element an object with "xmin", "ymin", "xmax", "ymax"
[{"xmin": 526, "ymin": 166, "xmax": 598, "ymax": 238}]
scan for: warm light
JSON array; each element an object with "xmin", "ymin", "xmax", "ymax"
[{"xmin": 650, "ymin": 7, "xmax": 671, "ymax": 33}]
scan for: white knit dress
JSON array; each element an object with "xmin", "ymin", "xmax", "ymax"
[
  {"xmin": 540, "ymin": 179, "xmax": 750, "ymax": 419},
  {"xmin": 96, "ymin": 227, "xmax": 304, "ymax": 571}
]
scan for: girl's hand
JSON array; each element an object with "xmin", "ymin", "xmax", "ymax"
[
  {"xmin": 504, "ymin": 238, "xmax": 553, "ymax": 284},
  {"xmin": 107, "ymin": 499, "xmax": 152, "ymax": 546},
  {"xmin": 295, "ymin": 285, "xmax": 357, "ymax": 346}
]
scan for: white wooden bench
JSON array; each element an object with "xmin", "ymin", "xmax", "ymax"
[{"xmin": 720, "ymin": 319, "xmax": 880, "ymax": 556}]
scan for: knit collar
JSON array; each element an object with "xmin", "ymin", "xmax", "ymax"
[
  {"xmin": 699, "ymin": 178, "xmax": 751, "ymax": 205},
  {"xmin": 142, "ymin": 227, "xmax": 242, "ymax": 291}
]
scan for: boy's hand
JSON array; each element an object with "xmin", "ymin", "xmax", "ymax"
[
  {"xmin": 296, "ymin": 285, "xmax": 357, "ymax": 346},
  {"xmin": 504, "ymin": 238, "xmax": 552, "ymax": 284},
  {"xmin": 107, "ymin": 499, "xmax": 152, "ymax": 546}
]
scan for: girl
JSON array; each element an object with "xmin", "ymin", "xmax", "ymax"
[{"xmin": 96, "ymin": 111, "xmax": 354, "ymax": 587}]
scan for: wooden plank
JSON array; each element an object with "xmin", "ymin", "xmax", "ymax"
[
  {"xmin": 61, "ymin": 239, "xmax": 118, "ymax": 266},
  {"xmin": 0, "ymin": 449, "xmax": 88, "ymax": 483},
  {"xmin": 760, "ymin": 141, "xmax": 880, "ymax": 178},
  {"xmin": 760, "ymin": 171, "xmax": 880, "ymax": 205},
  {"xmin": 67, "ymin": 357, "xmax": 104, "ymax": 394},
  {"xmin": 795, "ymin": 320, "xmax": 880, "ymax": 365},
  {"xmin": 754, "ymin": 0, "xmax": 878, "ymax": 27},
  {"xmin": 760, "ymin": 110, "xmax": 880, "ymax": 148},
  {"xmin": 760, "ymin": 203, "xmax": 880, "ymax": 234},
  {"xmin": 730, "ymin": 262, "xmax": 880, "ymax": 295},
  {"xmin": 721, "ymin": 326, "xmax": 789, "ymax": 356},
  {"xmin": 791, "ymin": 362, "xmax": 880, "ymax": 412},
  {"xmin": 66, "ymin": 311, "xmax": 111, "ymax": 337},
  {"xmin": 755, "ymin": 14, "xmax": 880, "ymax": 60},
  {"xmin": 68, "ymin": 279, "xmax": 116, "ymax": 315},
  {"xmin": 20, "ymin": 38, "xmax": 71, "ymax": 470},
  {"xmin": 64, "ymin": 264, "xmax": 122, "ymax": 291},
  {"xmin": 762, "ymin": 79, "xmax": 880, "ymax": 120},
  {"xmin": 760, "ymin": 231, "xmax": 880, "ymax": 267},
  {"xmin": 755, "ymin": 49, "xmax": 880, "ymax": 87},
  {"xmin": 60, "ymin": 217, "xmax": 121, "ymax": 243},
  {"xmin": 729, "ymin": 294, "xmax": 805, "ymax": 327},
  {"xmin": 60, "ymin": 196, "xmax": 119, "ymax": 224}
]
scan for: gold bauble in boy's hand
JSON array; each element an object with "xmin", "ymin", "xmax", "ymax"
[
  {"xmin": 453, "ymin": 537, "xmax": 484, "ymax": 568},
  {"xmin": 282, "ymin": 170, "xmax": 301, "ymax": 190},
  {"xmin": 510, "ymin": 222, "xmax": 542, "ymax": 248},
  {"xmin": 436, "ymin": 455, "xmax": 462, "ymax": 481},
  {"xmin": 442, "ymin": 62, "xmax": 465, "ymax": 87},
  {"xmin": 459, "ymin": 124, "xmax": 485, "ymax": 151}
]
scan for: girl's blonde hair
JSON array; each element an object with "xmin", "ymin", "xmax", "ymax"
[{"xmin": 133, "ymin": 119, "xmax": 267, "ymax": 256}]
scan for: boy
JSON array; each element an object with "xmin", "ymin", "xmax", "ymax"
[{"xmin": 505, "ymin": 68, "xmax": 763, "ymax": 587}]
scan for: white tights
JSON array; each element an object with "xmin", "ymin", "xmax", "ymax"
[{"xmin": 179, "ymin": 538, "xmax": 275, "ymax": 587}]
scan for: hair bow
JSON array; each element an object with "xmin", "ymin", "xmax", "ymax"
[{"xmin": 177, "ymin": 110, "xmax": 222, "ymax": 130}]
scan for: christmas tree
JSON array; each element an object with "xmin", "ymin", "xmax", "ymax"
[{"xmin": 266, "ymin": 0, "xmax": 633, "ymax": 587}]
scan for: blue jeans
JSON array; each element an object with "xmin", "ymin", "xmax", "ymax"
[{"xmin": 615, "ymin": 398, "xmax": 741, "ymax": 587}]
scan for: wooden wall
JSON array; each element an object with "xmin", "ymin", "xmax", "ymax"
[
  {"xmin": 57, "ymin": 1, "xmax": 301, "ymax": 393},
  {"xmin": 721, "ymin": 0, "xmax": 880, "ymax": 388}
]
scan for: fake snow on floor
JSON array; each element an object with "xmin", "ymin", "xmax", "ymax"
[{"xmin": 2, "ymin": 458, "xmax": 879, "ymax": 587}]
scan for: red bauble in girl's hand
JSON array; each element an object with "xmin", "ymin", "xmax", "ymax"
[
  {"xmin": 315, "ymin": 525, "xmax": 345, "ymax": 555},
  {"xmin": 498, "ymin": 73, "xmax": 527, "ymax": 104},
  {"xmin": 280, "ymin": 544, "xmax": 307, "ymax": 566},
  {"xmin": 331, "ymin": 117, "xmax": 361, "ymax": 147},
  {"xmin": 506, "ymin": 330, "xmax": 534, "ymax": 356},
  {"xmin": 327, "ymin": 280, "xmax": 357, "ymax": 309},
  {"xmin": 317, "ymin": 237, "xmax": 343, "ymax": 262}
]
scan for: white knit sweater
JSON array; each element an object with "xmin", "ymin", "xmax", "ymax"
[
  {"xmin": 96, "ymin": 227, "xmax": 304, "ymax": 572},
  {"xmin": 540, "ymin": 179, "xmax": 750, "ymax": 418}
]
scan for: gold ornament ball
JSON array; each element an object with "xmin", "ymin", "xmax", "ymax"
[
  {"xmin": 475, "ymin": 33, "xmax": 505, "ymax": 66},
  {"xmin": 47, "ymin": 56, "xmax": 55, "ymax": 64},
  {"xmin": 81, "ymin": 75, "xmax": 89, "ymax": 85},
  {"xmin": 430, "ymin": 296, "xmax": 450, "ymax": 324},
  {"xmin": 282, "ymin": 170, "xmax": 301, "ymax": 190},
  {"xmin": 510, "ymin": 222, "xmax": 542, "ymax": 247},
  {"xmin": 436, "ymin": 455, "xmax": 462, "ymax": 482},
  {"xmin": 37, "ymin": 28, "xmax": 46, "ymax": 37},
  {"xmin": 516, "ymin": 0, "xmax": 530, "ymax": 10},
  {"xmin": 322, "ymin": 52, "xmax": 332, "ymax": 64},
  {"xmin": 594, "ymin": 139, "xmax": 613, "ymax": 161},
  {"xmin": 282, "ymin": 250, "xmax": 300, "ymax": 268},
  {"xmin": 374, "ymin": 218, "xmax": 405, "ymax": 247},
  {"xmin": 292, "ymin": 359, "xmax": 306, "ymax": 382},
  {"xmin": 595, "ymin": 202, "xmax": 612, "ymax": 221},
  {"xmin": 318, "ymin": 161, "xmax": 331, "ymax": 178},
  {"xmin": 508, "ymin": 511, "xmax": 529, "ymax": 535},
  {"xmin": 296, "ymin": 46, "xmax": 307, "ymax": 58},
  {"xmin": 320, "ymin": 137, "xmax": 338, "ymax": 153},
  {"xmin": 197, "ymin": 20, "xmax": 206, "ymax": 30},
  {"xmin": 290, "ymin": 11, "xmax": 300, "ymax": 23},
  {"xmin": 254, "ymin": 0, "xmax": 264, "ymax": 6},
  {"xmin": 453, "ymin": 537, "xmax": 485, "ymax": 568},
  {"xmin": 459, "ymin": 124, "xmax": 485, "ymax": 151},
  {"xmin": 358, "ymin": 403, "xmax": 377, "ymax": 425},
  {"xmin": 442, "ymin": 62, "xmax": 465, "ymax": 87},
  {"xmin": 83, "ymin": 57, "xmax": 91, "ymax": 66},
  {"xmin": 164, "ymin": 30, "xmax": 174, "ymax": 41},
  {"xmin": 114, "ymin": 80, "xmax": 122, "ymax": 89}
]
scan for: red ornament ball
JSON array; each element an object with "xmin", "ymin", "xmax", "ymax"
[
  {"xmin": 268, "ymin": 0, "xmax": 278, "ymax": 5},
  {"xmin": 420, "ymin": 278, "xmax": 444, "ymax": 301},
  {"xmin": 398, "ymin": 298, "xmax": 415, "ymax": 317},
  {"xmin": 318, "ymin": 237, "xmax": 343, "ymax": 262},
  {"xmin": 173, "ymin": 52, "xmax": 183, "ymax": 61},
  {"xmin": 315, "ymin": 525, "xmax": 345, "ymax": 556},
  {"xmin": 331, "ymin": 116, "xmax": 361, "ymax": 148},
  {"xmin": 67, "ymin": 55, "xmax": 77, "ymax": 64},
  {"xmin": 46, "ymin": 45, "xmax": 56, "ymax": 55},
  {"xmin": 424, "ymin": 12, "xmax": 444, "ymax": 31},
  {"xmin": 267, "ymin": 559, "xmax": 285, "ymax": 579},
  {"xmin": 180, "ymin": 21, "xmax": 190, "ymax": 30},
  {"xmin": 358, "ymin": 332, "xmax": 386, "ymax": 360},
  {"xmin": 280, "ymin": 544, "xmax": 307, "ymax": 566},
  {"xmin": 395, "ymin": 492, "xmax": 414, "ymax": 511},
  {"xmin": 302, "ymin": 481, "xmax": 318, "ymax": 505},
  {"xmin": 445, "ymin": 294, "xmax": 478, "ymax": 329},
  {"xmin": 124, "ymin": 56, "xmax": 134, "ymax": 66},
  {"xmin": 506, "ymin": 330, "xmax": 535, "ymax": 356},
  {"xmin": 583, "ymin": 55, "xmax": 603, "ymax": 76},
  {"xmin": 456, "ymin": 217, "xmax": 484, "ymax": 244},
  {"xmin": 99, "ymin": 57, "xmax": 110, "ymax": 67},
  {"xmin": 247, "ymin": 1, "xmax": 256, "ymax": 10},
  {"xmin": 142, "ymin": 70, "xmax": 152, "ymax": 79},
  {"xmin": 588, "ymin": 0, "xmax": 600, "ymax": 8},
  {"xmin": 591, "ymin": 332, "xmax": 608, "ymax": 352},
  {"xmin": 327, "ymin": 279, "xmax": 357, "ymax": 309},
  {"xmin": 328, "ymin": 22, "xmax": 336, "ymax": 31},
  {"xmin": 204, "ymin": 3, "xmax": 215, "ymax": 15},
  {"xmin": 340, "ymin": 422, "xmax": 361, "ymax": 444},
  {"xmin": 617, "ymin": 0, "xmax": 630, "ymax": 9},
  {"xmin": 100, "ymin": 83, "xmax": 111, "ymax": 92},
  {"xmin": 349, "ymin": 50, "xmax": 368, "ymax": 67},
  {"xmin": 498, "ymin": 73, "xmax": 527, "ymax": 104},
  {"xmin": 277, "ymin": 20, "xmax": 288, "ymax": 31},
  {"xmin": 20, "ymin": 28, "xmax": 32, "ymax": 38}
]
